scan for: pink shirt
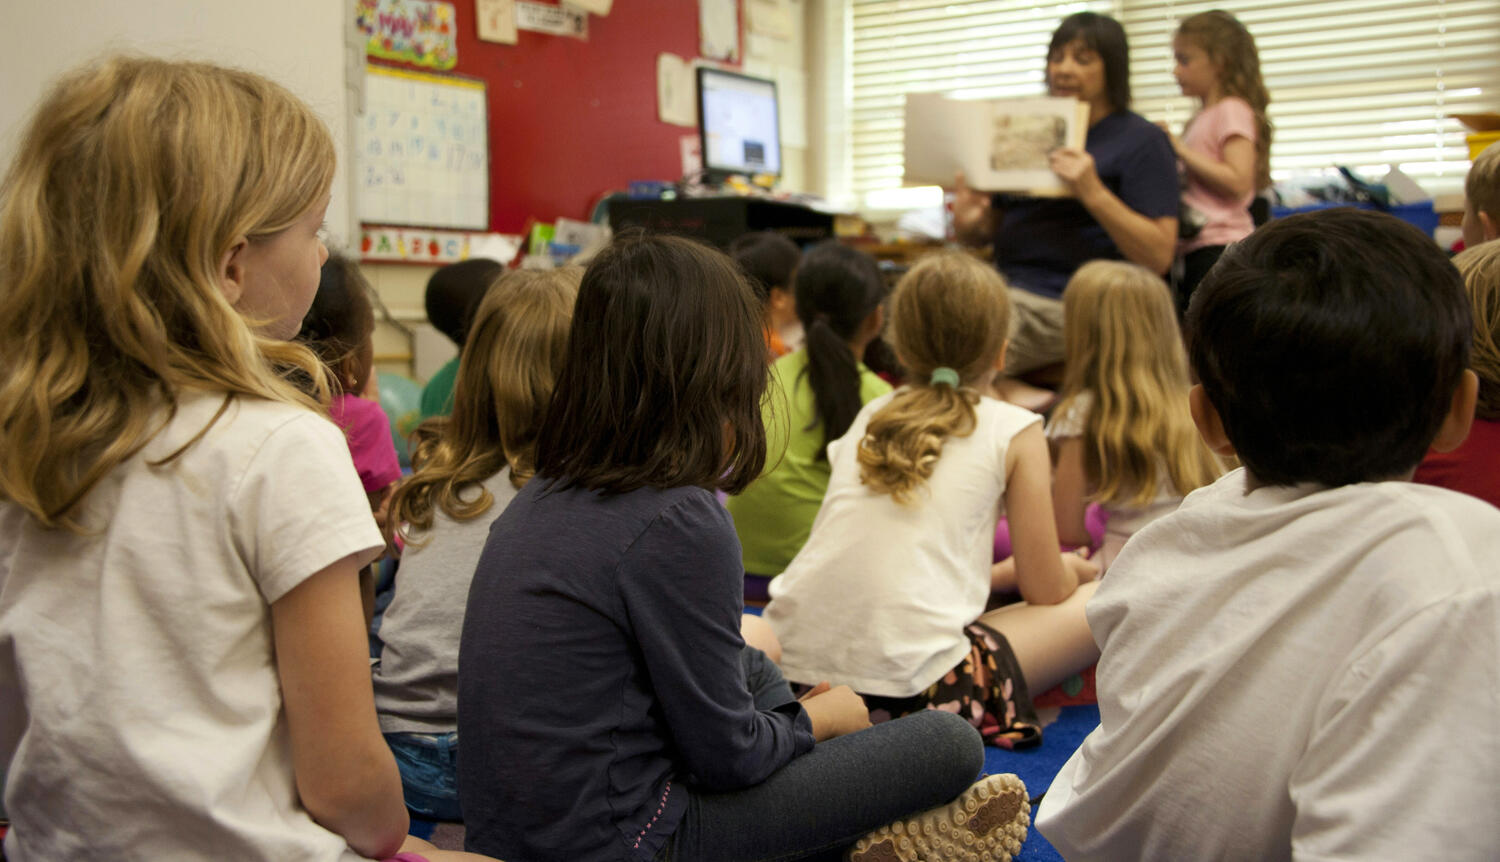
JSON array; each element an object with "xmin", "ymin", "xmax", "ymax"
[
  {"xmin": 1179, "ymin": 96, "xmax": 1257, "ymax": 253},
  {"xmin": 330, "ymin": 393, "xmax": 403, "ymax": 494}
]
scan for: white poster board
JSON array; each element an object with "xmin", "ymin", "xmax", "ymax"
[{"xmin": 357, "ymin": 67, "xmax": 489, "ymax": 229}]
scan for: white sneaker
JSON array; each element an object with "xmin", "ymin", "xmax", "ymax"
[{"xmin": 846, "ymin": 773, "xmax": 1029, "ymax": 862}]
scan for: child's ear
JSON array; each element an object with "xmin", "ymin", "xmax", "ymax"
[
  {"xmin": 1189, "ymin": 384, "xmax": 1237, "ymax": 457},
  {"xmin": 1482, "ymin": 210, "xmax": 1499, "ymax": 243},
  {"xmin": 994, "ymin": 338, "xmax": 1011, "ymax": 373},
  {"xmin": 218, "ymin": 236, "xmax": 250, "ymax": 305},
  {"xmin": 1430, "ymin": 369, "xmax": 1479, "ymax": 453}
]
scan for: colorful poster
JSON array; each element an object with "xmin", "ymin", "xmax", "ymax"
[{"xmin": 356, "ymin": 0, "xmax": 459, "ymax": 70}]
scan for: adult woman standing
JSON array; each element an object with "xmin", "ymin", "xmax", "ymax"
[{"xmin": 954, "ymin": 12, "xmax": 1178, "ymax": 386}]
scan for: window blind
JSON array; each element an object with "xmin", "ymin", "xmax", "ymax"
[
  {"xmin": 1123, "ymin": 0, "xmax": 1500, "ymax": 197},
  {"xmin": 847, "ymin": 0, "xmax": 1500, "ymax": 205}
]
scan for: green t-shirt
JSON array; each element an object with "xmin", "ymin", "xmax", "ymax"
[
  {"xmin": 419, "ymin": 356, "xmax": 461, "ymax": 420},
  {"xmin": 727, "ymin": 350, "xmax": 891, "ymax": 576}
]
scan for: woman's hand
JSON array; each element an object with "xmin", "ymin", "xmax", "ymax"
[{"xmin": 1049, "ymin": 147, "xmax": 1103, "ymax": 199}]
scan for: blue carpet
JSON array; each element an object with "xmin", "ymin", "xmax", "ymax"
[{"xmin": 985, "ymin": 704, "xmax": 1099, "ymax": 862}]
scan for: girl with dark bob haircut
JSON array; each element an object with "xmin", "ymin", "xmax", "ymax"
[
  {"xmin": 533, "ymin": 233, "xmax": 768, "ymax": 493},
  {"xmin": 457, "ymin": 233, "xmax": 1030, "ymax": 862}
]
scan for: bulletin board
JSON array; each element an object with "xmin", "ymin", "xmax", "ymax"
[
  {"xmin": 356, "ymin": 66, "xmax": 490, "ymax": 230},
  {"xmin": 364, "ymin": 0, "xmax": 733, "ymax": 234}
]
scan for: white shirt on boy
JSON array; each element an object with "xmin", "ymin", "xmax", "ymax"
[
  {"xmin": 0, "ymin": 392, "xmax": 384, "ymax": 861},
  {"xmin": 1037, "ymin": 468, "xmax": 1500, "ymax": 861}
]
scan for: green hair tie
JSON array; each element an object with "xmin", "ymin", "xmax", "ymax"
[{"xmin": 929, "ymin": 367, "xmax": 960, "ymax": 387}]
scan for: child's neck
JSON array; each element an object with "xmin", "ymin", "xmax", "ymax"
[{"xmin": 1199, "ymin": 84, "xmax": 1227, "ymax": 108}]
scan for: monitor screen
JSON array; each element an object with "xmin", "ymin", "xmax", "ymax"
[{"xmin": 697, "ymin": 68, "xmax": 781, "ymax": 178}]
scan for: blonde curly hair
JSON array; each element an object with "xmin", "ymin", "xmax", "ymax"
[
  {"xmin": 388, "ymin": 267, "xmax": 582, "ymax": 547},
  {"xmin": 857, "ymin": 253, "xmax": 1009, "ymax": 503},
  {"xmin": 0, "ymin": 56, "xmax": 336, "ymax": 531}
]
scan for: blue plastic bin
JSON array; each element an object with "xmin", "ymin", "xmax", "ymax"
[{"xmin": 1270, "ymin": 201, "xmax": 1439, "ymax": 237}]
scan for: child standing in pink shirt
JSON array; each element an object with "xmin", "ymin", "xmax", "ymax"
[{"xmin": 1162, "ymin": 10, "xmax": 1272, "ymax": 314}]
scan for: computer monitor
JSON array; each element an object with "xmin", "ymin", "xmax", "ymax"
[{"xmin": 697, "ymin": 67, "xmax": 781, "ymax": 181}]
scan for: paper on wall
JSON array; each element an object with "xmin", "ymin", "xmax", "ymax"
[
  {"xmin": 699, "ymin": 0, "xmax": 739, "ymax": 62},
  {"xmin": 516, "ymin": 1, "xmax": 588, "ymax": 39},
  {"xmin": 475, "ymin": 0, "xmax": 518, "ymax": 44},
  {"xmin": 745, "ymin": 0, "xmax": 793, "ymax": 39},
  {"xmin": 657, "ymin": 53, "xmax": 697, "ymax": 127},
  {"xmin": 568, "ymin": 0, "xmax": 613, "ymax": 14},
  {"xmin": 681, "ymin": 135, "xmax": 703, "ymax": 177}
]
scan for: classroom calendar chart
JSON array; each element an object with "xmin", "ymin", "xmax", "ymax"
[{"xmin": 357, "ymin": 67, "xmax": 489, "ymax": 230}]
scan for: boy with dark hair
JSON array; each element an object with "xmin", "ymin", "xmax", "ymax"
[
  {"xmin": 1037, "ymin": 208, "xmax": 1500, "ymax": 860},
  {"xmin": 729, "ymin": 230, "xmax": 801, "ymax": 357}
]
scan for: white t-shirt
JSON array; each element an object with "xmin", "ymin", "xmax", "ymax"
[
  {"xmin": 374, "ymin": 468, "xmax": 519, "ymax": 734},
  {"xmin": 1045, "ymin": 391, "xmax": 1183, "ymax": 569},
  {"xmin": 765, "ymin": 391, "xmax": 1040, "ymax": 696},
  {"xmin": 0, "ymin": 393, "xmax": 385, "ymax": 862},
  {"xmin": 1037, "ymin": 469, "xmax": 1500, "ymax": 861}
]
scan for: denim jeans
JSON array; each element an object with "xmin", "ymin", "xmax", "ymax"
[
  {"xmin": 660, "ymin": 653, "xmax": 986, "ymax": 861},
  {"xmin": 385, "ymin": 730, "xmax": 464, "ymax": 822}
]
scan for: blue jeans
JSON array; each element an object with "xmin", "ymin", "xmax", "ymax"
[
  {"xmin": 385, "ymin": 730, "xmax": 464, "ymax": 822},
  {"xmin": 660, "ymin": 653, "xmax": 986, "ymax": 861}
]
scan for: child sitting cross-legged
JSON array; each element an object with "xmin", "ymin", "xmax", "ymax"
[{"xmin": 1037, "ymin": 207, "xmax": 1500, "ymax": 859}]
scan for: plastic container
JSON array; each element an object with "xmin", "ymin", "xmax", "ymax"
[
  {"xmin": 1270, "ymin": 200, "xmax": 1439, "ymax": 238},
  {"xmin": 1468, "ymin": 130, "xmax": 1500, "ymax": 161}
]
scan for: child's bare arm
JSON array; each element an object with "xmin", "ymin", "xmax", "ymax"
[
  {"xmin": 1051, "ymin": 436, "xmax": 1094, "ymax": 548},
  {"xmin": 271, "ymin": 556, "xmax": 408, "ymax": 859},
  {"xmin": 1005, "ymin": 424, "xmax": 1095, "ymax": 605},
  {"xmin": 1171, "ymin": 130, "xmax": 1256, "ymax": 200}
]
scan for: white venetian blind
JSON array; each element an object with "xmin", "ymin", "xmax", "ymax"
[
  {"xmin": 849, "ymin": 0, "xmax": 1116, "ymax": 202},
  {"xmin": 1122, "ymin": 0, "xmax": 1500, "ymax": 198},
  {"xmin": 847, "ymin": 0, "xmax": 1500, "ymax": 204}
]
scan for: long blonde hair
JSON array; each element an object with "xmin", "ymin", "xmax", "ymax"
[
  {"xmin": 1056, "ymin": 261, "xmax": 1221, "ymax": 506},
  {"xmin": 1453, "ymin": 242, "xmax": 1500, "ymax": 421},
  {"xmin": 0, "ymin": 56, "xmax": 336, "ymax": 531},
  {"xmin": 1177, "ymin": 10, "xmax": 1273, "ymax": 190},
  {"xmin": 857, "ymin": 253, "xmax": 1009, "ymax": 503},
  {"xmin": 388, "ymin": 267, "xmax": 582, "ymax": 546}
]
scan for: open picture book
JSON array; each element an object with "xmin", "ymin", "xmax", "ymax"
[{"xmin": 903, "ymin": 93, "xmax": 1090, "ymax": 196}]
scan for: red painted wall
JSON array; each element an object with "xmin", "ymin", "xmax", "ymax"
[{"xmin": 374, "ymin": 0, "xmax": 731, "ymax": 233}]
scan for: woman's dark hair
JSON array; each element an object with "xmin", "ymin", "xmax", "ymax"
[
  {"xmin": 729, "ymin": 231, "xmax": 801, "ymax": 304},
  {"xmin": 794, "ymin": 241, "xmax": 889, "ymax": 459},
  {"xmin": 1048, "ymin": 11, "xmax": 1131, "ymax": 111},
  {"xmin": 298, "ymin": 252, "xmax": 376, "ymax": 396},
  {"xmin": 1187, "ymin": 208, "xmax": 1472, "ymax": 486},
  {"xmin": 425, "ymin": 257, "xmax": 502, "ymax": 346},
  {"xmin": 534, "ymin": 233, "xmax": 768, "ymax": 494}
]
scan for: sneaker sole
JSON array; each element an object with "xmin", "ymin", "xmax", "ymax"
[{"xmin": 847, "ymin": 773, "xmax": 1029, "ymax": 862}]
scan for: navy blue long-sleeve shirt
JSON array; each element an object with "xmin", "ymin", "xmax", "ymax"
[{"xmin": 457, "ymin": 479, "xmax": 816, "ymax": 862}]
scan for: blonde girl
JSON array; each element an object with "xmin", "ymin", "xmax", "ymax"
[
  {"xmin": 1164, "ymin": 9, "xmax": 1272, "ymax": 312},
  {"xmin": 766, "ymin": 252, "xmax": 1100, "ymax": 750},
  {"xmin": 372, "ymin": 266, "xmax": 581, "ymax": 822},
  {"xmin": 1049, "ymin": 261, "xmax": 1223, "ymax": 571},
  {"xmin": 0, "ymin": 57, "xmax": 490, "ymax": 862}
]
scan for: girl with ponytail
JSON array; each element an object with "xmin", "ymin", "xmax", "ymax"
[
  {"xmin": 765, "ymin": 252, "xmax": 1099, "ymax": 749},
  {"xmin": 727, "ymin": 240, "xmax": 890, "ymax": 591}
]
